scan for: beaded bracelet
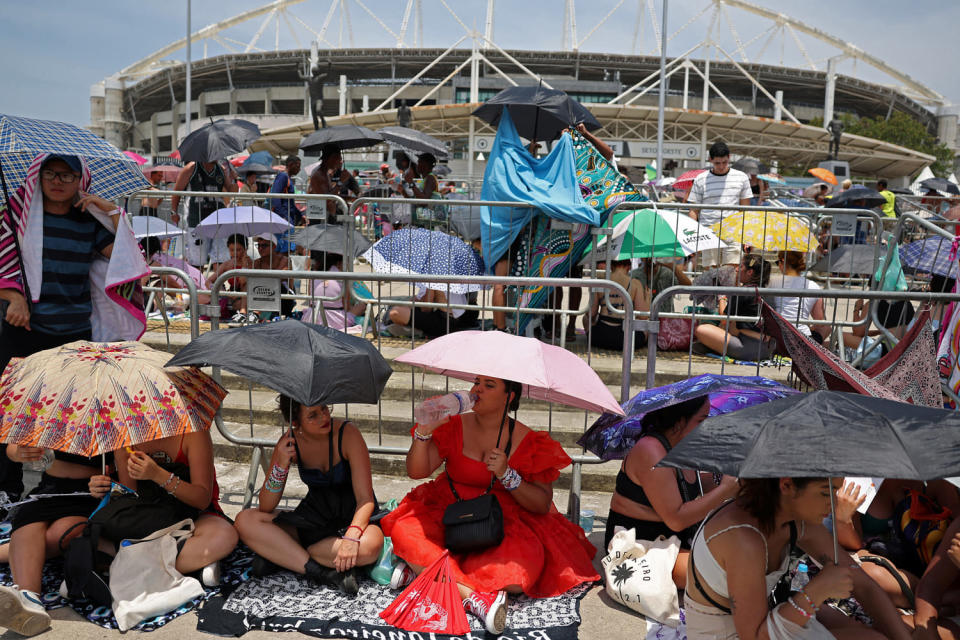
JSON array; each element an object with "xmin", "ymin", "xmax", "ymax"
[
  {"xmin": 346, "ymin": 524, "xmax": 366, "ymax": 536},
  {"xmin": 167, "ymin": 476, "xmax": 182, "ymax": 496},
  {"xmin": 263, "ymin": 464, "xmax": 289, "ymax": 493},
  {"xmin": 161, "ymin": 472, "xmax": 176, "ymax": 489},
  {"xmin": 499, "ymin": 466, "xmax": 522, "ymax": 491},
  {"xmin": 787, "ymin": 596, "xmax": 812, "ymax": 620},
  {"xmin": 799, "ymin": 590, "xmax": 820, "ymax": 613},
  {"xmin": 413, "ymin": 429, "xmax": 432, "ymax": 442}
]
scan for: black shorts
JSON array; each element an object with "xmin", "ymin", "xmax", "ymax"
[
  {"xmin": 11, "ymin": 474, "xmax": 99, "ymax": 531},
  {"xmin": 876, "ymin": 300, "xmax": 915, "ymax": 329}
]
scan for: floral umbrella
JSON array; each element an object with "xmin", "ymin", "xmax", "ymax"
[
  {"xmin": 712, "ymin": 210, "xmax": 818, "ymax": 252},
  {"xmin": 576, "ymin": 374, "xmax": 798, "ymax": 461},
  {"xmin": 0, "ymin": 341, "xmax": 226, "ymax": 457}
]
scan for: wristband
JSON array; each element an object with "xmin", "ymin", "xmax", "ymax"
[
  {"xmin": 787, "ymin": 596, "xmax": 812, "ymax": 620},
  {"xmin": 799, "ymin": 590, "xmax": 819, "ymax": 613},
  {"xmin": 499, "ymin": 466, "xmax": 522, "ymax": 491},
  {"xmin": 161, "ymin": 472, "xmax": 176, "ymax": 489},
  {"xmin": 340, "ymin": 536, "xmax": 361, "ymax": 543},
  {"xmin": 413, "ymin": 429, "xmax": 432, "ymax": 442},
  {"xmin": 167, "ymin": 476, "xmax": 182, "ymax": 496},
  {"xmin": 264, "ymin": 463, "xmax": 289, "ymax": 493},
  {"xmin": 346, "ymin": 525, "xmax": 365, "ymax": 536}
]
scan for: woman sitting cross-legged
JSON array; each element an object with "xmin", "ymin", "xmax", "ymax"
[
  {"xmin": 604, "ymin": 396, "xmax": 740, "ymax": 589},
  {"xmin": 0, "ymin": 450, "xmax": 113, "ymax": 637},
  {"xmin": 88, "ymin": 431, "xmax": 239, "ymax": 588},
  {"xmin": 684, "ymin": 477, "xmax": 912, "ymax": 640},
  {"xmin": 381, "ymin": 376, "xmax": 600, "ymax": 635},
  {"xmin": 234, "ymin": 396, "xmax": 383, "ymax": 596}
]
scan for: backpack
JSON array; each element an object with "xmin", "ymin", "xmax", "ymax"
[
  {"xmin": 894, "ymin": 489, "xmax": 952, "ymax": 575},
  {"xmin": 60, "ymin": 520, "xmax": 113, "ymax": 607}
]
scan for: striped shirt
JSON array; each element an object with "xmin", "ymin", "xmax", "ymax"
[
  {"xmin": 687, "ymin": 168, "xmax": 752, "ymax": 227},
  {"xmin": 31, "ymin": 208, "xmax": 114, "ymax": 335}
]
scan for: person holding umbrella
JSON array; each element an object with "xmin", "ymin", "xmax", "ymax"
[
  {"xmin": 308, "ymin": 146, "xmax": 354, "ymax": 223},
  {"xmin": 233, "ymin": 394, "xmax": 384, "ymax": 596}
]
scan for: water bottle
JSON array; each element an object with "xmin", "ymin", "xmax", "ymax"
[
  {"xmin": 414, "ymin": 391, "xmax": 477, "ymax": 424},
  {"xmin": 789, "ymin": 562, "xmax": 810, "ymax": 592},
  {"xmin": 25, "ymin": 449, "xmax": 54, "ymax": 473}
]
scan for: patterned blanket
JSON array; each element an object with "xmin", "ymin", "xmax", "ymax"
[{"xmin": 198, "ymin": 571, "xmax": 593, "ymax": 640}]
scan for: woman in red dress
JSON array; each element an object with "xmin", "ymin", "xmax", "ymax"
[{"xmin": 380, "ymin": 375, "xmax": 599, "ymax": 635}]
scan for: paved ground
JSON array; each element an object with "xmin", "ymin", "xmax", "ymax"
[{"xmin": 3, "ymin": 460, "xmax": 645, "ymax": 640}]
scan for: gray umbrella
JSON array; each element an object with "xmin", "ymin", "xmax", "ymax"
[
  {"xmin": 377, "ymin": 126, "xmax": 448, "ymax": 158},
  {"xmin": 811, "ymin": 245, "xmax": 878, "ymax": 275},
  {"xmin": 178, "ymin": 119, "xmax": 261, "ymax": 163},
  {"xmin": 448, "ymin": 196, "xmax": 482, "ymax": 241},
  {"xmin": 166, "ymin": 320, "xmax": 392, "ymax": 406},
  {"xmin": 237, "ymin": 162, "xmax": 273, "ymax": 175},
  {"xmin": 300, "ymin": 125, "xmax": 383, "ymax": 154},
  {"xmin": 732, "ymin": 158, "xmax": 769, "ymax": 174},
  {"xmin": 292, "ymin": 224, "xmax": 372, "ymax": 257}
]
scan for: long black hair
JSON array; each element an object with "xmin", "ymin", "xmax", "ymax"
[
  {"xmin": 641, "ymin": 395, "xmax": 709, "ymax": 436},
  {"xmin": 738, "ymin": 477, "xmax": 820, "ymax": 534}
]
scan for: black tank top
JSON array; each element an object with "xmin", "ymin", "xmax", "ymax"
[{"xmin": 187, "ymin": 162, "xmax": 226, "ymax": 227}]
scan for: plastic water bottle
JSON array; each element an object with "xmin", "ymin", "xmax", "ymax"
[
  {"xmin": 789, "ymin": 562, "xmax": 810, "ymax": 592},
  {"xmin": 25, "ymin": 450, "xmax": 54, "ymax": 473},
  {"xmin": 414, "ymin": 391, "xmax": 477, "ymax": 424}
]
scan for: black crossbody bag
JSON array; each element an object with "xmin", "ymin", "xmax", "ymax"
[{"xmin": 442, "ymin": 416, "xmax": 515, "ymax": 554}]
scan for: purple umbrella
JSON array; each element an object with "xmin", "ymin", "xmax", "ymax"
[{"xmin": 576, "ymin": 374, "xmax": 799, "ymax": 461}]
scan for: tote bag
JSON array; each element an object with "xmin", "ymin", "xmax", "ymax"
[{"xmin": 601, "ymin": 528, "xmax": 681, "ymax": 627}]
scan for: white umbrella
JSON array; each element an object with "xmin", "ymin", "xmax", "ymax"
[
  {"xmin": 195, "ymin": 206, "xmax": 293, "ymax": 239},
  {"xmin": 131, "ymin": 216, "xmax": 182, "ymax": 240},
  {"xmin": 584, "ymin": 209, "xmax": 727, "ymax": 263}
]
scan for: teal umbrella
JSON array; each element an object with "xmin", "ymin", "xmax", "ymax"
[{"xmin": 584, "ymin": 208, "xmax": 726, "ymax": 262}]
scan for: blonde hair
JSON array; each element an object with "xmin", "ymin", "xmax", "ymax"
[{"xmin": 841, "ymin": 179, "xmax": 852, "ymax": 190}]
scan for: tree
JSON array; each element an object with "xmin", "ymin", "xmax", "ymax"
[{"xmin": 809, "ymin": 113, "xmax": 955, "ymax": 177}]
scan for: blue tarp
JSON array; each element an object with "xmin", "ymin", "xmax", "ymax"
[{"xmin": 479, "ymin": 110, "xmax": 600, "ymax": 268}]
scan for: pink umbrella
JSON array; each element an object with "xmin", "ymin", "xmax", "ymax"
[
  {"xmin": 395, "ymin": 331, "xmax": 625, "ymax": 415},
  {"xmin": 142, "ymin": 164, "xmax": 181, "ymax": 182},
  {"xmin": 124, "ymin": 150, "xmax": 148, "ymax": 165},
  {"xmin": 672, "ymin": 168, "xmax": 706, "ymax": 193}
]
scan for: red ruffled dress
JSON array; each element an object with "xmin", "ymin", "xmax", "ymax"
[{"xmin": 380, "ymin": 415, "xmax": 599, "ymax": 597}]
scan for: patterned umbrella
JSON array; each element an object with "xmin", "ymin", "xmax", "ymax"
[
  {"xmin": 362, "ymin": 228, "xmax": 484, "ymax": 293},
  {"xmin": 900, "ymin": 236, "xmax": 959, "ymax": 278},
  {"xmin": 0, "ymin": 113, "xmax": 149, "ymax": 203},
  {"xmin": 712, "ymin": 210, "xmax": 818, "ymax": 252},
  {"xmin": 576, "ymin": 374, "xmax": 799, "ymax": 461},
  {"xmin": 672, "ymin": 169, "xmax": 706, "ymax": 193},
  {"xmin": 585, "ymin": 208, "xmax": 727, "ymax": 261},
  {"xmin": 0, "ymin": 341, "xmax": 226, "ymax": 457}
]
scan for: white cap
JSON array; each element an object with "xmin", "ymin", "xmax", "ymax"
[{"xmin": 255, "ymin": 232, "xmax": 277, "ymax": 245}]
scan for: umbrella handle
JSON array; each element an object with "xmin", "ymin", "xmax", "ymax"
[{"xmin": 828, "ymin": 476, "xmax": 839, "ymax": 565}]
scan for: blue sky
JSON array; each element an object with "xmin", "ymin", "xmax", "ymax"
[{"xmin": 1, "ymin": 0, "xmax": 957, "ymax": 127}]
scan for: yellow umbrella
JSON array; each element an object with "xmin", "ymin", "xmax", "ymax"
[{"xmin": 711, "ymin": 211, "xmax": 819, "ymax": 252}]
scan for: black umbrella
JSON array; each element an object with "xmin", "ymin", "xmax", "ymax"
[
  {"xmin": 810, "ymin": 245, "xmax": 878, "ymax": 275},
  {"xmin": 732, "ymin": 158, "xmax": 769, "ymax": 174},
  {"xmin": 237, "ymin": 162, "xmax": 274, "ymax": 175},
  {"xmin": 825, "ymin": 186, "xmax": 887, "ymax": 209},
  {"xmin": 166, "ymin": 320, "xmax": 392, "ymax": 406},
  {"xmin": 472, "ymin": 85, "xmax": 601, "ymax": 141},
  {"xmin": 178, "ymin": 119, "xmax": 261, "ymax": 164},
  {"xmin": 292, "ymin": 224, "xmax": 372, "ymax": 257},
  {"xmin": 359, "ymin": 184, "xmax": 394, "ymax": 198},
  {"xmin": 377, "ymin": 126, "xmax": 448, "ymax": 158},
  {"xmin": 300, "ymin": 125, "xmax": 383, "ymax": 154},
  {"xmin": 920, "ymin": 177, "xmax": 960, "ymax": 197},
  {"xmin": 659, "ymin": 391, "xmax": 960, "ymax": 480}
]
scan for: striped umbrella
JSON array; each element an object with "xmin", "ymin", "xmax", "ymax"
[
  {"xmin": 0, "ymin": 114, "xmax": 148, "ymax": 203},
  {"xmin": 0, "ymin": 341, "xmax": 226, "ymax": 457},
  {"xmin": 584, "ymin": 208, "xmax": 726, "ymax": 261}
]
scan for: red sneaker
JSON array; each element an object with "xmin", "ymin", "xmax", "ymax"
[{"xmin": 463, "ymin": 590, "xmax": 507, "ymax": 635}]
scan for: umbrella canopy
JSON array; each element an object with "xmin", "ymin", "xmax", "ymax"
[
  {"xmin": 237, "ymin": 162, "xmax": 274, "ymax": 176},
  {"xmin": 732, "ymin": 158, "xmax": 768, "ymax": 174},
  {"xmin": 300, "ymin": 125, "xmax": 383, "ymax": 154},
  {"xmin": 166, "ymin": 320, "xmax": 392, "ymax": 406},
  {"xmin": 802, "ymin": 182, "xmax": 833, "ymax": 199},
  {"xmin": 178, "ymin": 119, "xmax": 261, "ymax": 164},
  {"xmin": 758, "ymin": 173, "xmax": 786, "ymax": 185},
  {"xmin": 826, "ymin": 186, "xmax": 887, "ymax": 209},
  {"xmin": 123, "ymin": 150, "xmax": 148, "ymax": 165},
  {"xmin": 586, "ymin": 208, "xmax": 727, "ymax": 262},
  {"xmin": 920, "ymin": 177, "xmax": 960, "ymax": 197},
  {"xmin": 195, "ymin": 205, "xmax": 293, "ymax": 239},
  {"xmin": 811, "ymin": 245, "xmax": 878, "ymax": 275},
  {"xmin": 377, "ymin": 126, "xmax": 448, "ymax": 158},
  {"xmin": 0, "ymin": 114, "xmax": 148, "ymax": 203},
  {"xmin": 395, "ymin": 330, "xmax": 624, "ymax": 416},
  {"xmin": 659, "ymin": 390, "xmax": 960, "ymax": 480},
  {"xmin": 448, "ymin": 201, "xmax": 482, "ymax": 241},
  {"xmin": 292, "ymin": 224, "xmax": 372, "ymax": 257},
  {"xmin": 131, "ymin": 216, "xmax": 183, "ymax": 240},
  {"xmin": 142, "ymin": 164, "xmax": 181, "ymax": 182},
  {"xmin": 472, "ymin": 85, "xmax": 601, "ymax": 142},
  {"xmin": 433, "ymin": 165, "xmax": 452, "ymax": 177},
  {"xmin": 362, "ymin": 228, "xmax": 484, "ymax": 294},
  {"xmin": 712, "ymin": 211, "xmax": 818, "ymax": 252},
  {"xmin": 0, "ymin": 341, "xmax": 226, "ymax": 457},
  {"xmin": 808, "ymin": 167, "xmax": 838, "ymax": 185},
  {"xmin": 672, "ymin": 169, "xmax": 705, "ymax": 192},
  {"xmin": 241, "ymin": 150, "xmax": 275, "ymax": 168},
  {"xmin": 899, "ymin": 237, "xmax": 959, "ymax": 278},
  {"xmin": 577, "ymin": 374, "xmax": 798, "ymax": 461}
]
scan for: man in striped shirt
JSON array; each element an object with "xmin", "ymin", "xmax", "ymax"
[{"xmin": 685, "ymin": 141, "xmax": 751, "ymax": 266}]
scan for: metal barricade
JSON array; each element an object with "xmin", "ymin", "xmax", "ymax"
[{"xmin": 201, "ymin": 269, "xmax": 634, "ymax": 517}]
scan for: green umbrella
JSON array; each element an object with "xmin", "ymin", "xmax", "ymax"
[{"xmin": 582, "ymin": 208, "xmax": 727, "ymax": 262}]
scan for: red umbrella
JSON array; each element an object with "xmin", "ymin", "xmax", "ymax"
[
  {"xmin": 672, "ymin": 169, "xmax": 706, "ymax": 192},
  {"xmin": 169, "ymin": 150, "xmax": 181, "ymax": 160},
  {"xmin": 229, "ymin": 155, "xmax": 248, "ymax": 167},
  {"xmin": 123, "ymin": 150, "xmax": 148, "ymax": 165},
  {"xmin": 380, "ymin": 552, "xmax": 470, "ymax": 635}
]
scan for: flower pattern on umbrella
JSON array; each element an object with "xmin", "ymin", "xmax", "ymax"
[
  {"xmin": 576, "ymin": 374, "xmax": 798, "ymax": 461},
  {"xmin": 0, "ymin": 341, "xmax": 226, "ymax": 456},
  {"xmin": 712, "ymin": 211, "xmax": 818, "ymax": 252}
]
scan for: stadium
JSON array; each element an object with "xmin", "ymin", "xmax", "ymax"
[{"xmin": 88, "ymin": 0, "xmax": 959, "ymax": 180}]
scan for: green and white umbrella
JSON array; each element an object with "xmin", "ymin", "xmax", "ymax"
[{"xmin": 583, "ymin": 208, "xmax": 727, "ymax": 262}]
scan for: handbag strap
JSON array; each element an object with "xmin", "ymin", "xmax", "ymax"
[
  {"xmin": 688, "ymin": 501, "xmax": 734, "ymax": 615},
  {"xmin": 447, "ymin": 416, "xmax": 515, "ymax": 502}
]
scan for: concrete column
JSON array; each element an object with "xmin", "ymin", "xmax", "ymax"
[
  {"xmin": 89, "ymin": 82, "xmax": 106, "ymax": 138},
  {"xmin": 823, "ymin": 57, "xmax": 837, "ymax": 128},
  {"xmin": 228, "ymin": 90, "xmax": 237, "ymax": 116},
  {"xmin": 362, "ymin": 95, "xmax": 370, "ymax": 112},
  {"xmin": 339, "ymin": 75, "xmax": 348, "ymax": 116},
  {"xmin": 303, "ymin": 82, "xmax": 311, "ymax": 117},
  {"xmin": 197, "ymin": 92, "xmax": 207, "ymax": 119},
  {"xmin": 774, "ymin": 90, "xmax": 784, "ymax": 121},
  {"xmin": 265, "ymin": 88, "xmax": 272, "ymax": 115},
  {"xmin": 103, "ymin": 77, "xmax": 128, "ymax": 149},
  {"xmin": 150, "ymin": 113, "xmax": 159, "ymax": 160}
]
